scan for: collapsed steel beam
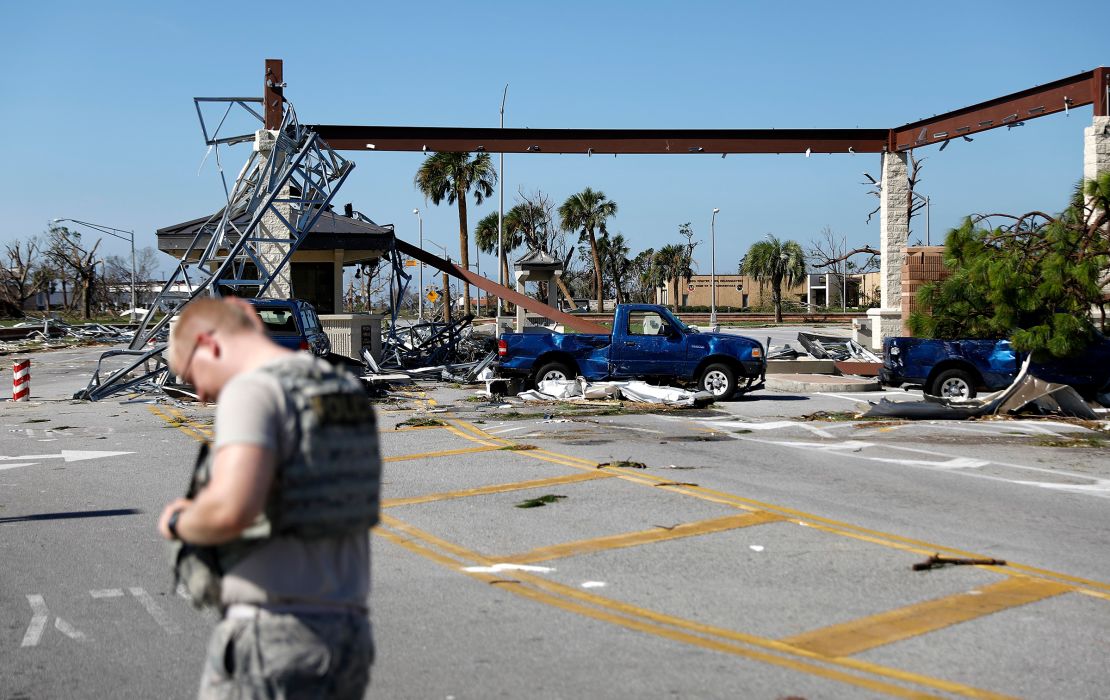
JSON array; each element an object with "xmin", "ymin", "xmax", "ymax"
[{"xmin": 393, "ymin": 238, "xmax": 610, "ymax": 335}]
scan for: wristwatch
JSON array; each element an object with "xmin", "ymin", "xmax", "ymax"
[{"xmin": 167, "ymin": 508, "xmax": 185, "ymax": 541}]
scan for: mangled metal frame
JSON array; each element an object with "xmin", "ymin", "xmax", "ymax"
[{"xmin": 78, "ymin": 97, "xmax": 354, "ymax": 400}]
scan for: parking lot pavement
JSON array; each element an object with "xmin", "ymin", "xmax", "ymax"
[{"xmin": 4, "ymin": 345, "xmax": 1110, "ymax": 699}]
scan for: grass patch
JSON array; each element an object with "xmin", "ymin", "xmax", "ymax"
[
  {"xmin": 23, "ymin": 419, "xmax": 49, "ymax": 424},
  {"xmin": 515, "ymin": 494, "xmax": 566, "ymax": 509},
  {"xmin": 499, "ymin": 443, "xmax": 538, "ymax": 451},
  {"xmin": 395, "ymin": 417, "xmax": 446, "ymax": 429}
]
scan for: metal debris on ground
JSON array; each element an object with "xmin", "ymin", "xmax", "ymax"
[
  {"xmin": 912, "ymin": 553, "xmax": 1006, "ymax": 571},
  {"xmin": 518, "ymin": 377, "xmax": 715, "ymax": 407},
  {"xmin": 596, "ymin": 460, "xmax": 647, "ymax": 469},
  {"xmin": 796, "ymin": 332, "xmax": 881, "ymax": 363},
  {"xmin": 515, "ymin": 494, "xmax": 567, "ymax": 509}
]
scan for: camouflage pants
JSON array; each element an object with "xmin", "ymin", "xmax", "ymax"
[{"xmin": 198, "ymin": 608, "xmax": 372, "ymax": 700}]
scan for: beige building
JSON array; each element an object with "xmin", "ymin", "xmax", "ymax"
[{"xmin": 655, "ymin": 272, "xmax": 881, "ymax": 310}]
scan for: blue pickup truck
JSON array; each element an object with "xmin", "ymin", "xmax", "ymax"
[
  {"xmin": 496, "ymin": 304, "xmax": 765, "ymax": 399},
  {"xmin": 880, "ymin": 336, "xmax": 1110, "ymax": 400}
]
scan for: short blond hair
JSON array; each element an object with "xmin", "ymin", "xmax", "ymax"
[{"xmin": 168, "ymin": 298, "xmax": 262, "ymax": 368}]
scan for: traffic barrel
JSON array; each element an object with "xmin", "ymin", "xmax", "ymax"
[{"xmin": 13, "ymin": 359, "xmax": 30, "ymax": 401}]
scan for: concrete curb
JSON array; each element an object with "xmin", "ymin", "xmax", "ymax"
[{"xmin": 765, "ymin": 374, "xmax": 882, "ymax": 393}]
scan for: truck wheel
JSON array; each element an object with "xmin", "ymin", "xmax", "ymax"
[
  {"xmin": 699, "ymin": 363, "xmax": 737, "ymax": 400},
  {"xmin": 535, "ymin": 361, "xmax": 574, "ymax": 386},
  {"xmin": 929, "ymin": 369, "xmax": 977, "ymax": 400}
]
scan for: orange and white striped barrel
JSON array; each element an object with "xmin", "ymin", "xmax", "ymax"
[{"xmin": 12, "ymin": 359, "xmax": 30, "ymax": 401}]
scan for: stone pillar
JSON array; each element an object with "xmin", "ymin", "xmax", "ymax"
[
  {"xmin": 866, "ymin": 151, "xmax": 909, "ymax": 350},
  {"xmin": 549, "ymin": 271, "xmax": 561, "ymax": 309},
  {"xmin": 255, "ymin": 129, "xmax": 293, "ymax": 299},
  {"xmin": 1084, "ymin": 116, "xmax": 1110, "ymax": 183}
]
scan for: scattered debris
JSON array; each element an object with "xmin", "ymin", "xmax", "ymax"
[
  {"xmin": 518, "ymin": 378, "xmax": 715, "ymax": 407},
  {"xmin": 499, "ymin": 444, "xmax": 538, "ymax": 451},
  {"xmin": 515, "ymin": 494, "xmax": 567, "ymax": 509},
  {"xmin": 654, "ymin": 481, "xmax": 698, "ymax": 487},
  {"xmin": 394, "ymin": 417, "xmax": 446, "ymax": 429},
  {"xmin": 912, "ymin": 553, "xmax": 1006, "ymax": 571},
  {"xmin": 596, "ymin": 460, "xmax": 647, "ymax": 469}
]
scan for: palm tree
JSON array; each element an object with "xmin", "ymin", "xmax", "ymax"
[
  {"xmin": 651, "ymin": 244, "xmax": 686, "ymax": 309},
  {"xmin": 559, "ymin": 188, "xmax": 618, "ymax": 313},
  {"xmin": 601, "ymin": 233, "xmax": 631, "ymax": 304},
  {"xmin": 475, "ymin": 211, "xmax": 524, "ymax": 313},
  {"xmin": 742, "ymin": 235, "xmax": 807, "ymax": 323},
  {"xmin": 414, "ymin": 152, "xmax": 497, "ymax": 316}
]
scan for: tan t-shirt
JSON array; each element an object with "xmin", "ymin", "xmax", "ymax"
[{"xmin": 213, "ymin": 354, "xmax": 371, "ymax": 608}]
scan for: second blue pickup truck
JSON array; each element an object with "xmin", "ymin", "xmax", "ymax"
[
  {"xmin": 881, "ymin": 335, "xmax": 1110, "ymax": 400},
  {"xmin": 496, "ymin": 304, "xmax": 765, "ymax": 399}
]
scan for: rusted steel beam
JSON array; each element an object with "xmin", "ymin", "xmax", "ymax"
[
  {"xmin": 264, "ymin": 58, "xmax": 284, "ymax": 130},
  {"xmin": 1096, "ymin": 67, "xmax": 1110, "ymax": 117},
  {"xmin": 309, "ymin": 125, "xmax": 888, "ymax": 155},
  {"xmin": 891, "ymin": 69, "xmax": 1101, "ymax": 151},
  {"xmin": 393, "ymin": 238, "xmax": 610, "ymax": 334}
]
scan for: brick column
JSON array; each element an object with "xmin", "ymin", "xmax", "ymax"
[
  {"xmin": 255, "ymin": 129, "xmax": 293, "ymax": 299},
  {"xmin": 865, "ymin": 151, "xmax": 909, "ymax": 350}
]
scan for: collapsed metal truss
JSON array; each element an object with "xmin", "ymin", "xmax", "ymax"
[
  {"xmin": 79, "ymin": 96, "xmax": 353, "ymax": 400},
  {"xmin": 128, "ymin": 98, "xmax": 354, "ymax": 350}
]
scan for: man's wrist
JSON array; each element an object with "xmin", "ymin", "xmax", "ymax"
[{"xmin": 167, "ymin": 508, "xmax": 186, "ymax": 541}]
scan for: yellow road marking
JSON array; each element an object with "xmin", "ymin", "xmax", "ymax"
[
  {"xmin": 168, "ymin": 408, "xmax": 214, "ymax": 438},
  {"xmin": 449, "ymin": 419, "xmax": 1110, "ymax": 598},
  {"xmin": 384, "ymin": 445, "xmax": 503, "ymax": 463},
  {"xmin": 502, "ymin": 510, "xmax": 784, "ymax": 564},
  {"xmin": 148, "ymin": 406, "xmax": 209, "ymax": 442},
  {"xmin": 783, "ymin": 577, "xmax": 1071, "ymax": 658},
  {"xmin": 376, "ymin": 516, "xmax": 1013, "ymax": 700},
  {"xmin": 382, "ymin": 472, "xmax": 615, "ymax": 508}
]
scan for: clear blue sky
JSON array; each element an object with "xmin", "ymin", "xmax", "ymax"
[{"xmin": 1, "ymin": 0, "xmax": 1105, "ymax": 280}]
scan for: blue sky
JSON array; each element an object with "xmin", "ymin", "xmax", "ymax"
[{"xmin": 1, "ymin": 0, "xmax": 1105, "ymax": 280}]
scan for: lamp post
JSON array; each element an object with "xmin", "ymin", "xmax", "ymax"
[
  {"xmin": 911, "ymin": 191, "xmax": 931, "ymax": 245},
  {"xmin": 710, "ymin": 208, "xmax": 720, "ymax": 329},
  {"xmin": 427, "ymin": 240, "xmax": 452, "ymax": 321},
  {"xmin": 413, "ymin": 208, "xmax": 424, "ymax": 321},
  {"xmin": 53, "ymin": 218, "xmax": 136, "ymax": 320},
  {"xmin": 496, "ymin": 83, "xmax": 508, "ymax": 333}
]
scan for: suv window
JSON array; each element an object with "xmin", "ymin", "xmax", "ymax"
[
  {"xmin": 299, "ymin": 306, "xmax": 321, "ymax": 333},
  {"xmin": 256, "ymin": 308, "xmax": 298, "ymax": 334}
]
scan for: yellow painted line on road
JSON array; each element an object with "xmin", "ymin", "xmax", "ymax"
[
  {"xmin": 168, "ymin": 408, "xmax": 213, "ymax": 439},
  {"xmin": 148, "ymin": 406, "xmax": 209, "ymax": 442},
  {"xmin": 376, "ymin": 515, "xmax": 1013, "ymax": 700},
  {"xmin": 503, "ymin": 510, "xmax": 785, "ymax": 565},
  {"xmin": 384, "ymin": 444, "xmax": 504, "ymax": 463},
  {"xmin": 391, "ymin": 424, "xmax": 447, "ymax": 432},
  {"xmin": 450, "ymin": 418, "xmax": 1110, "ymax": 599},
  {"xmin": 442, "ymin": 423, "xmax": 502, "ymax": 447},
  {"xmin": 382, "ymin": 472, "xmax": 615, "ymax": 508},
  {"xmin": 783, "ymin": 577, "xmax": 1071, "ymax": 658}
]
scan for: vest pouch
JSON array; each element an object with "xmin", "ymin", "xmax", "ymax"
[{"xmin": 170, "ymin": 540, "xmax": 223, "ymax": 610}]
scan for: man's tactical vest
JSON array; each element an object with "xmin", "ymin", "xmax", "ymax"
[{"xmin": 173, "ymin": 357, "xmax": 380, "ymax": 609}]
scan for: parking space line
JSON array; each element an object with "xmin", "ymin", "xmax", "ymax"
[
  {"xmin": 449, "ymin": 419, "xmax": 1110, "ymax": 599},
  {"xmin": 129, "ymin": 587, "xmax": 181, "ymax": 634},
  {"xmin": 502, "ymin": 511, "xmax": 785, "ymax": 565},
  {"xmin": 384, "ymin": 444, "xmax": 503, "ymax": 463},
  {"xmin": 782, "ymin": 577, "xmax": 1070, "ymax": 658},
  {"xmin": 90, "ymin": 589, "xmax": 124, "ymax": 598},
  {"xmin": 382, "ymin": 472, "xmax": 615, "ymax": 508},
  {"xmin": 376, "ymin": 516, "xmax": 1011, "ymax": 699}
]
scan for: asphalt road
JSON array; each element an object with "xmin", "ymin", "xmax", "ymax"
[{"xmin": 2, "ymin": 343, "xmax": 1109, "ymax": 699}]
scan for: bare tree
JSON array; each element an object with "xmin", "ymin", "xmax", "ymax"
[
  {"xmin": 47, "ymin": 225, "xmax": 102, "ymax": 319},
  {"xmin": 1, "ymin": 237, "xmax": 47, "ymax": 311},
  {"xmin": 862, "ymin": 151, "xmax": 927, "ymax": 225}
]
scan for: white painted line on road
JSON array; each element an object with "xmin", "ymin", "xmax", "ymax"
[
  {"xmin": 817, "ymin": 391, "xmax": 912, "ymax": 402},
  {"xmin": 90, "ymin": 589, "xmax": 124, "ymax": 598},
  {"xmin": 488, "ymin": 426, "xmax": 528, "ymax": 435},
  {"xmin": 750, "ymin": 545, "xmax": 765, "ymax": 552},
  {"xmin": 763, "ymin": 439, "xmax": 875, "ymax": 452},
  {"xmin": 615, "ymin": 426, "xmax": 665, "ymax": 434},
  {"xmin": 653, "ymin": 415, "xmax": 838, "ymax": 438},
  {"xmin": 0, "ymin": 462, "xmax": 37, "ymax": 471},
  {"xmin": 53, "ymin": 617, "xmax": 88, "ymax": 641},
  {"xmin": 129, "ymin": 587, "xmax": 181, "ymax": 634},
  {"xmin": 1011, "ymin": 479, "xmax": 1110, "ymax": 496},
  {"xmin": 21, "ymin": 595, "xmax": 48, "ymax": 647},
  {"xmin": 0, "ymin": 450, "xmax": 133, "ymax": 463},
  {"xmin": 869, "ymin": 457, "xmax": 991, "ymax": 470},
  {"xmin": 581, "ymin": 581, "xmax": 607, "ymax": 588},
  {"xmin": 462, "ymin": 563, "xmax": 555, "ymax": 573}
]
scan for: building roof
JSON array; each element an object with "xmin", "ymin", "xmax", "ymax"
[
  {"xmin": 513, "ymin": 247, "xmax": 562, "ymax": 269},
  {"xmin": 156, "ymin": 207, "xmax": 395, "ymax": 256}
]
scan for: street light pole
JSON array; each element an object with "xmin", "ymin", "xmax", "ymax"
[
  {"xmin": 496, "ymin": 84, "xmax": 508, "ymax": 333},
  {"xmin": 710, "ymin": 208, "xmax": 720, "ymax": 329},
  {"xmin": 52, "ymin": 218, "xmax": 136, "ymax": 320},
  {"xmin": 413, "ymin": 209, "xmax": 423, "ymax": 321}
]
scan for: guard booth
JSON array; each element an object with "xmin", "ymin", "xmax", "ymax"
[{"xmin": 513, "ymin": 249, "xmax": 564, "ymax": 332}]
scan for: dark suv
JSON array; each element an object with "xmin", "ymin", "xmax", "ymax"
[{"xmin": 246, "ymin": 298, "xmax": 331, "ymax": 357}]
